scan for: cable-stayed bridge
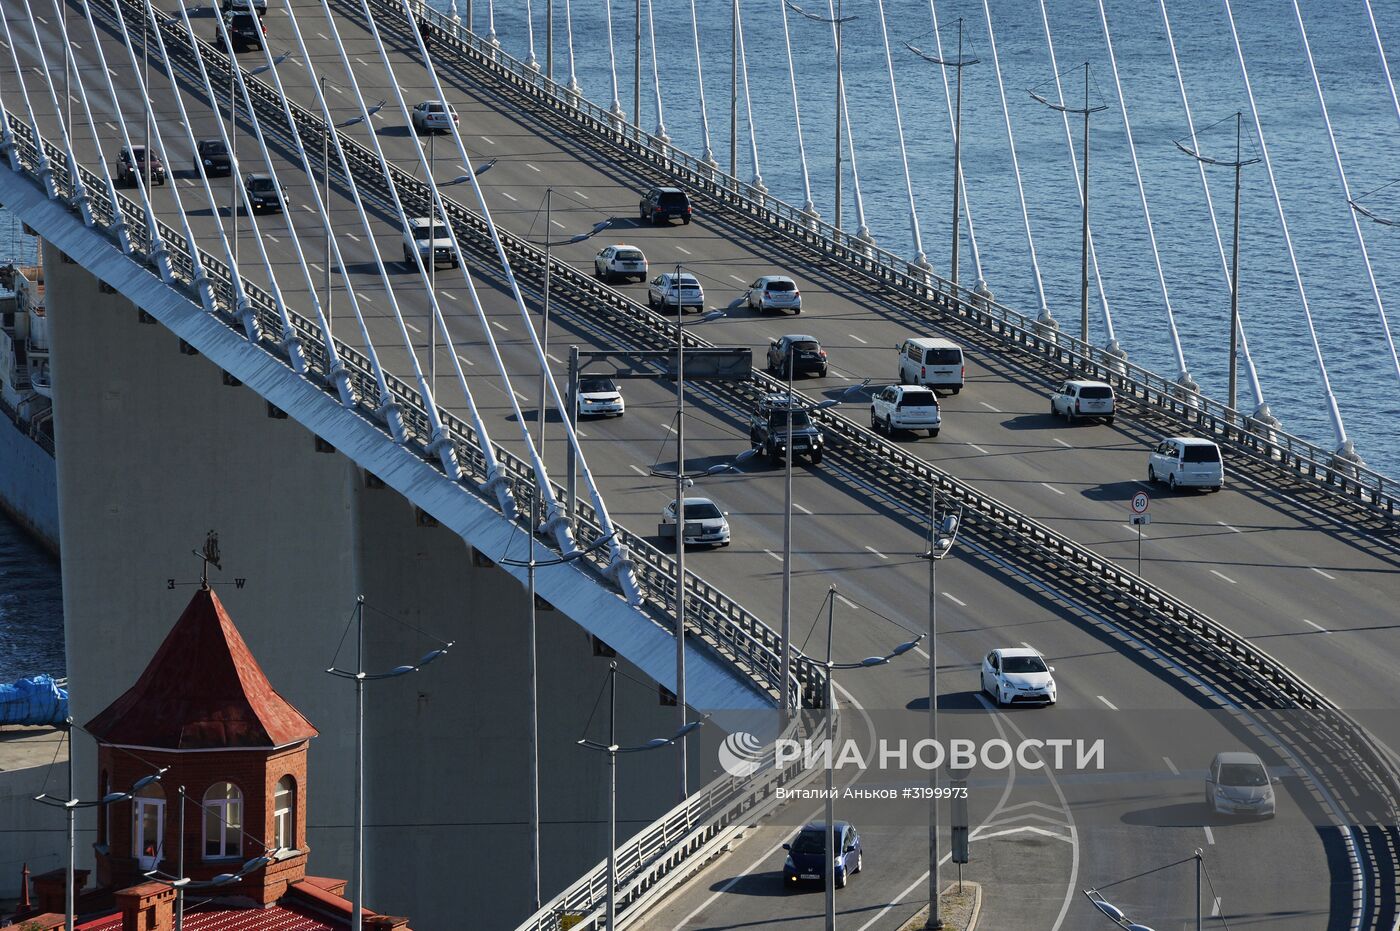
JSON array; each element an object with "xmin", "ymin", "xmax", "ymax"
[{"xmin": 3, "ymin": 0, "xmax": 1400, "ymax": 929}]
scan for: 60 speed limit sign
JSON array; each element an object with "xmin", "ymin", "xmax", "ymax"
[{"xmin": 1130, "ymin": 491, "xmax": 1150, "ymax": 514}]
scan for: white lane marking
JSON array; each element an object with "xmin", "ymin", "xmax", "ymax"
[
  {"xmin": 1302, "ymin": 618, "xmax": 1330, "ymax": 634},
  {"xmin": 576, "ymin": 429, "xmax": 587, "ymax": 437},
  {"xmin": 328, "ymin": 83, "xmax": 343, "ymax": 94},
  {"xmin": 728, "ymin": 274, "xmax": 745, "ymax": 283},
  {"xmin": 572, "ymin": 189, "xmax": 589, "ymax": 199},
  {"xmin": 500, "ymin": 191, "xmax": 517, "ymax": 201},
  {"xmin": 346, "ymin": 232, "xmax": 361, "ymax": 242},
  {"xmin": 980, "ymin": 401, "xmax": 1001, "ymax": 412},
  {"xmin": 360, "ymin": 294, "xmax": 373, "ymax": 302},
  {"xmin": 480, "ymin": 135, "xmax": 496, "ymax": 145},
  {"xmin": 546, "ymin": 353, "xmax": 562, "ymax": 364},
  {"xmin": 526, "ymin": 162, "xmax": 541, "ymax": 172},
  {"xmin": 675, "ymin": 245, "xmax": 691, "ymax": 255},
  {"xmin": 316, "ymin": 31, "xmax": 328, "ymax": 40},
  {"xmin": 1203, "ymin": 825, "xmax": 1215, "ymax": 845},
  {"xmin": 942, "ymin": 592, "xmax": 966, "ymax": 606},
  {"xmin": 301, "ymin": 204, "xmax": 315, "ymax": 212},
  {"xmin": 1209, "ymin": 569, "xmax": 1237, "ymax": 584},
  {"xmin": 443, "ymin": 291, "xmax": 459, "ymax": 301},
  {"xmin": 1217, "ymin": 520, "xmax": 1241, "ymax": 533},
  {"xmin": 265, "ymin": 234, "xmax": 279, "ymax": 242},
  {"xmin": 1054, "ymin": 438, "xmax": 1072, "ymax": 448},
  {"xmin": 848, "ymin": 332, "xmax": 868, "ymax": 344},
  {"xmin": 355, "ymin": 57, "xmax": 369, "ymax": 67},
  {"xmin": 913, "ymin": 645, "xmax": 929, "ymax": 659},
  {"xmin": 72, "ymin": 42, "xmax": 83, "ymax": 49},
  {"xmin": 968, "ymin": 443, "xmax": 989, "ymax": 455},
  {"xmin": 1041, "ymin": 482, "xmax": 1065, "ymax": 495},
  {"xmin": 795, "ymin": 502, "xmax": 813, "ymax": 514},
  {"xmin": 1097, "ymin": 695, "xmax": 1119, "ymax": 711},
  {"xmin": 36, "ymin": 14, "xmax": 49, "ymax": 24},
  {"xmin": 105, "ymin": 121, "xmax": 117, "ymax": 132},
  {"xmin": 1163, "ymin": 756, "xmax": 1180, "ymax": 776},
  {"xmin": 763, "ymin": 549, "xmax": 783, "ymax": 562},
  {"xmin": 628, "ymin": 464, "xmax": 647, "ymax": 476},
  {"xmin": 1310, "ymin": 566, "xmax": 1336, "ymax": 580},
  {"xmin": 1122, "ymin": 524, "xmax": 1143, "ymax": 535},
  {"xmin": 309, "ymin": 263, "xmax": 323, "ymax": 272},
  {"xmin": 550, "ymin": 219, "xmax": 565, "ymax": 229},
  {"xmin": 863, "ymin": 545, "xmax": 888, "ymax": 560},
  {"xmin": 1212, "ymin": 896, "xmax": 1221, "ymax": 917},
  {"xmin": 491, "ymin": 320, "xmax": 508, "ymax": 331},
  {"xmin": 835, "ymin": 593, "xmax": 859, "ymax": 611},
  {"xmin": 405, "ymin": 322, "xmax": 422, "ymax": 334},
  {"xmin": 513, "ymin": 390, "xmax": 528, "ymax": 401},
  {"xmin": 455, "ymin": 353, "xmax": 475, "ymax": 366}
]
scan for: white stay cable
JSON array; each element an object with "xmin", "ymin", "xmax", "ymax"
[
  {"xmin": 50, "ymin": 0, "xmax": 128, "ymax": 246},
  {"xmin": 824, "ymin": 0, "xmax": 869, "ymax": 240},
  {"xmin": 1364, "ymin": 0, "xmax": 1400, "ymax": 128},
  {"xmin": 396, "ymin": 2, "xmax": 642, "ymax": 596},
  {"xmin": 564, "ymin": 0, "xmax": 580, "ymax": 93},
  {"xmin": 1223, "ymin": 0, "xmax": 1351, "ymax": 455},
  {"xmin": 488, "ymin": 0, "xmax": 498, "ymax": 46},
  {"xmin": 645, "ymin": 0, "xmax": 668, "ymax": 142},
  {"xmin": 106, "ymin": 0, "xmax": 215, "ymax": 312},
  {"xmin": 1294, "ymin": 0, "xmax": 1400, "ymax": 392},
  {"xmin": 874, "ymin": 0, "xmax": 927, "ymax": 267},
  {"xmin": 142, "ymin": 0, "xmax": 249, "ymax": 320},
  {"xmin": 603, "ymin": 0, "xmax": 624, "ymax": 119},
  {"xmin": 1159, "ymin": 0, "xmax": 1265, "ymax": 413},
  {"xmin": 778, "ymin": 0, "xmax": 815, "ymax": 216},
  {"xmin": 1097, "ymin": 0, "xmax": 1190, "ymax": 378},
  {"xmin": 735, "ymin": 0, "xmax": 765, "ymax": 193},
  {"xmin": 981, "ymin": 0, "xmax": 1051, "ymax": 323},
  {"xmin": 172, "ymin": 0, "xmax": 300, "ymax": 347},
  {"xmin": 11, "ymin": 2, "xmax": 92, "ymax": 225},
  {"xmin": 0, "ymin": 13, "xmax": 59, "ymax": 200},
  {"xmin": 525, "ymin": 0, "xmax": 540, "ymax": 70},
  {"xmin": 928, "ymin": 0, "xmax": 983, "ymax": 284},
  {"xmin": 73, "ymin": 0, "xmax": 169, "ymax": 276},
  {"xmin": 1034, "ymin": 0, "xmax": 1113, "ymax": 346},
  {"xmin": 690, "ymin": 0, "xmax": 716, "ymax": 165}
]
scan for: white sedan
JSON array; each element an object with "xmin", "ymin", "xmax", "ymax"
[
  {"xmin": 661, "ymin": 497, "xmax": 731, "ymax": 547},
  {"xmin": 594, "ymin": 244, "xmax": 649, "ymax": 282},
  {"xmin": 980, "ymin": 648, "xmax": 1056, "ymax": 706},
  {"xmin": 576, "ymin": 377, "xmax": 625, "ymax": 417}
]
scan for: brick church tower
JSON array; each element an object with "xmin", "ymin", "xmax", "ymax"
[{"xmin": 85, "ymin": 585, "xmax": 319, "ymax": 906}]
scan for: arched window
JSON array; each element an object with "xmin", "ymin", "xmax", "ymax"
[
  {"xmin": 273, "ymin": 776, "xmax": 295, "ymax": 851},
  {"xmin": 202, "ymin": 782, "xmax": 242, "ymax": 860},
  {"xmin": 132, "ymin": 782, "xmax": 165, "ymax": 870}
]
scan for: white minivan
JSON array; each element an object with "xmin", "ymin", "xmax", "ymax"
[
  {"xmin": 897, "ymin": 337, "xmax": 965, "ymax": 394},
  {"xmin": 1148, "ymin": 437, "xmax": 1224, "ymax": 492}
]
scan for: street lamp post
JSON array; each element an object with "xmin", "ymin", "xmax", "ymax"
[
  {"xmin": 326, "ymin": 598, "xmax": 452, "ymax": 931},
  {"xmin": 1084, "ymin": 849, "xmax": 1207, "ymax": 931},
  {"xmin": 577, "ymin": 664, "xmax": 702, "ymax": 930},
  {"xmin": 500, "ymin": 530, "xmax": 616, "ymax": 912},
  {"xmin": 33, "ymin": 727, "xmax": 168, "ymax": 931},
  {"xmin": 922, "ymin": 492, "xmax": 960, "ymax": 930},
  {"xmin": 783, "ymin": 1, "xmax": 857, "ymax": 230},
  {"xmin": 815, "ymin": 587, "xmax": 922, "ymax": 931},
  {"xmin": 1030, "ymin": 63, "xmax": 1106, "ymax": 345}
]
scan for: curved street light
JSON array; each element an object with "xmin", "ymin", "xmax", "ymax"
[
  {"xmin": 499, "ymin": 529, "xmax": 615, "ymax": 911},
  {"xmin": 576, "ymin": 663, "xmax": 703, "ymax": 930},
  {"xmin": 1083, "ymin": 849, "xmax": 1206, "ymax": 931},
  {"xmin": 33, "ymin": 724, "xmax": 168, "ymax": 931},
  {"xmin": 326, "ymin": 598, "xmax": 452, "ymax": 931},
  {"xmin": 920, "ymin": 500, "xmax": 960, "ymax": 929}
]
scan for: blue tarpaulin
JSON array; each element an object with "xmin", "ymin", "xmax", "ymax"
[{"xmin": 0, "ymin": 674, "xmax": 69, "ymax": 726}]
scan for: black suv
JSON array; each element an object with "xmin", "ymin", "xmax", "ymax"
[
  {"xmin": 195, "ymin": 139, "xmax": 231, "ymax": 177},
  {"xmin": 220, "ymin": 10, "xmax": 265, "ymax": 51},
  {"xmin": 749, "ymin": 393, "xmax": 825, "ymax": 464},
  {"xmin": 639, "ymin": 186, "xmax": 692, "ymax": 225},
  {"xmin": 243, "ymin": 173, "xmax": 285, "ymax": 213},
  {"xmin": 114, "ymin": 145, "xmax": 165, "ymax": 187}
]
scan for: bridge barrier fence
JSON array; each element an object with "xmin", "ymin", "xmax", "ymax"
[
  {"xmin": 15, "ymin": 7, "xmax": 1400, "ymax": 920},
  {"xmin": 391, "ymin": 0, "xmax": 1396, "ymax": 519}
]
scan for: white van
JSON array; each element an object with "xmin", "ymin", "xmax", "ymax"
[
  {"xmin": 1148, "ymin": 437, "xmax": 1225, "ymax": 492},
  {"xmin": 897, "ymin": 338, "xmax": 965, "ymax": 393}
]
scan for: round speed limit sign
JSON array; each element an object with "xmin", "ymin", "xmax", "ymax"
[{"xmin": 1130, "ymin": 491, "xmax": 1150, "ymax": 514}]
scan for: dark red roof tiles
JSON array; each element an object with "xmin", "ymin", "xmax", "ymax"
[{"xmin": 85, "ymin": 587, "xmax": 318, "ymax": 750}]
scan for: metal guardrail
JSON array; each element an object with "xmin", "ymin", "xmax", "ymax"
[{"xmin": 391, "ymin": 0, "xmax": 1398, "ymax": 519}]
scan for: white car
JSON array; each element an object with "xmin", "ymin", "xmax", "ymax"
[
  {"xmin": 661, "ymin": 497, "xmax": 730, "ymax": 547},
  {"xmin": 1205, "ymin": 752, "xmax": 1276, "ymax": 818},
  {"xmin": 411, "ymin": 100, "xmax": 459, "ymax": 133},
  {"xmin": 594, "ymin": 244, "xmax": 648, "ymax": 282},
  {"xmin": 870, "ymin": 385, "xmax": 941, "ymax": 437},
  {"xmin": 896, "ymin": 337, "xmax": 965, "ymax": 394},
  {"xmin": 647, "ymin": 272, "xmax": 705, "ymax": 313},
  {"xmin": 402, "ymin": 217, "xmax": 458, "ymax": 268},
  {"xmin": 1050, "ymin": 379, "xmax": 1115, "ymax": 424},
  {"xmin": 576, "ymin": 376, "xmax": 625, "ymax": 417},
  {"xmin": 745, "ymin": 275, "xmax": 802, "ymax": 314},
  {"xmin": 1148, "ymin": 437, "xmax": 1224, "ymax": 492},
  {"xmin": 980, "ymin": 648, "xmax": 1056, "ymax": 706}
]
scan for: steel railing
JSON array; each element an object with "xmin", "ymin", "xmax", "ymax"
[{"xmin": 381, "ymin": 0, "xmax": 1397, "ymax": 519}]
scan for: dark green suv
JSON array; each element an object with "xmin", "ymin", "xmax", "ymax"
[{"xmin": 749, "ymin": 393, "xmax": 824, "ymax": 464}]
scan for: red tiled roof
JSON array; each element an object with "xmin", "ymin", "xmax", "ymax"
[
  {"xmin": 77, "ymin": 902, "xmax": 342, "ymax": 931},
  {"xmin": 86, "ymin": 587, "xmax": 318, "ymax": 750}
]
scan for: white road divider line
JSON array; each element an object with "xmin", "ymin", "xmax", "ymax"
[
  {"xmin": 346, "ymin": 232, "xmax": 361, "ymax": 242},
  {"xmin": 863, "ymin": 545, "xmax": 888, "ymax": 560},
  {"xmin": 480, "ymin": 135, "xmax": 496, "ymax": 144},
  {"xmin": 501, "ymin": 191, "xmax": 517, "ymax": 201},
  {"xmin": 980, "ymin": 401, "xmax": 1001, "ymax": 412},
  {"xmin": 550, "ymin": 219, "xmax": 565, "ymax": 229},
  {"xmin": 728, "ymin": 274, "xmax": 745, "ymax": 283},
  {"xmin": 572, "ymin": 189, "xmax": 589, "ymax": 199},
  {"xmin": 795, "ymin": 503, "xmax": 813, "ymax": 514},
  {"xmin": 763, "ymin": 549, "xmax": 783, "ymax": 562},
  {"xmin": 1217, "ymin": 520, "xmax": 1241, "ymax": 533},
  {"xmin": 1310, "ymin": 566, "xmax": 1336, "ymax": 580},
  {"xmin": 1041, "ymin": 482, "xmax": 1065, "ymax": 495},
  {"xmin": 628, "ymin": 464, "xmax": 647, "ymax": 476},
  {"xmin": 1203, "ymin": 825, "xmax": 1215, "ymax": 845},
  {"xmin": 675, "ymin": 245, "xmax": 691, "ymax": 255},
  {"xmin": 443, "ymin": 292, "xmax": 459, "ymax": 300},
  {"xmin": 1302, "ymin": 618, "xmax": 1330, "ymax": 634},
  {"xmin": 527, "ymin": 163, "xmax": 541, "ymax": 172},
  {"xmin": 968, "ymin": 443, "xmax": 989, "ymax": 455},
  {"xmin": 491, "ymin": 320, "xmax": 509, "ymax": 331},
  {"xmin": 405, "ymin": 322, "xmax": 421, "ymax": 334},
  {"xmin": 849, "ymin": 333, "xmax": 867, "ymax": 344},
  {"xmin": 942, "ymin": 592, "xmax": 966, "ymax": 606},
  {"xmin": 1209, "ymin": 569, "xmax": 1237, "ymax": 584},
  {"xmin": 1054, "ymin": 438, "xmax": 1072, "ymax": 448},
  {"xmin": 455, "ymin": 354, "xmax": 474, "ymax": 366},
  {"xmin": 1163, "ymin": 756, "xmax": 1180, "ymax": 775},
  {"xmin": 1097, "ymin": 695, "xmax": 1119, "ymax": 710}
]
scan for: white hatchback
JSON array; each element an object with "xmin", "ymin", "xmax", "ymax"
[
  {"xmin": 981, "ymin": 648, "xmax": 1056, "ymax": 706},
  {"xmin": 1148, "ymin": 437, "xmax": 1224, "ymax": 492},
  {"xmin": 648, "ymin": 272, "xmax": 705, "ymax": 313},
  {"xmin": 594, "ymin": 244, "xmax": 648, "ymax": 282},
  {"xmin": 745, "ymin": 275, "xmax": 802, "ymax": 313}
]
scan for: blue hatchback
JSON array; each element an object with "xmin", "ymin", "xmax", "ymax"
[{"xmin": 783, "ymin": 821, "xmax": 862, "ymax": 889}]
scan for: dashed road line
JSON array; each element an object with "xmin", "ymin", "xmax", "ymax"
[
  {"xmin": 1209, "ymin": 569, "xmax": 1237, "ymax": 584},
  {"xmin": 863, "ymin": 545, "xmax": 888, "ymax": 560},
  {"xmin": 526, "ymin": 163, "xmax": 541, "ymax": 172},
  {"xmin": 836, "ymin": 594, "xmax": 859, "ymax": 611},
  {"xmin": 572, "ymin": 189, "xmax": 589, "ymax": 199},
  {"xmin": 405, "ymin": 322, "xmax": 422, "ymax": 334},
  {"xmin": 795, "ymin": 502, "xmax": 813, "ymax": 515},
  {"xmin": 316, "ymin": 31, "xmax": 328, "ymax": 40},
  {"xmin": 675, "ymin": 245, "xmax": 691, "ymax": 255},
  {"xmin": 1097, "ymin": 695, "xmax": 1119, "ymax": 711},
  {"xmin": 546, "ymin": 353, "xmax": 562, "ymax": 364},
  {"xmin": 1217, "ymin": 520, "xmax": 1241, "ymax": 533},
  {"xmin": 501, "ymin": 191, "xmax": 517, "ymax": 201},
  {"xmin": 968, "ymin": 443, "xmax": 989, "ymax": 455},
  {"xmin": 1040, "ymin": 482, "xmax": 1065, "ymax": 496},
  {"xmin": 728, "ymin": 274, "xmax": 745, "ymax": 283},
  {"xmin": 1203, "ymin": 825, "xmax": 1215, "ymax": 845},
  {"xmin": 979, "ymin": 401, "xmax": 1001, "ymax": 412},
  {"xmin": 942, "ymin": 592, "xmax": 966, "ymax": 606},
  {"xmin": 1310, "ymin": 566, "xmax": 1336, "ymax": 580},
  {"xmin": 763, "ymin": 549, "xmax": 783, "ymax": 562},
  {"xmin": 1163, "ymin": 756, "xmax": 1180, "ymax": 776},
  {"xmin": 1302, "ymin": 618, "xmax": 1330, "ymax": 634},
  {"xmin": 455, "ymin": 353, "xmax": 474, "ymax": 366},
  {"xmin": 550, "ymin": 219, "xmax": 565, "ymax": 229},
  {"xmin": 628, "ymin": 464, "xmax": 647, "ymax": 476},
  {"xmin": 849, "ymin": 332, "xmax": 868, "ymax": 344},
  {"xmin": 491, "ymin": 320, "xmax": 509, "ymax": 331},
  {"xmin": 105, "ymin": 121, "xmax": 117, "ymax": 132},
  {"xmin": 1054, "ymin": 438, "xmax": 1072, "ymax": 448},
  {"xmin": 265, "ymin": 234, "xmax": 279, "ymax": 243},
  {"xmin": 355, "ymin": 57, "xmax": 369, "ymax": 67},
  {"xmin": 480, "ymin": 135, "xmax": 496, "ymax": 145},
  {"xmin": 512, "ymin": 389, "xmax": 529, "ymax": 401},
  {"xmin": 442, "ymin": 291, "xmax": 460, "ymax": 300},
  {"xmin": 346, "ymin": 232, "xmax": 361, "ymax": 242}
]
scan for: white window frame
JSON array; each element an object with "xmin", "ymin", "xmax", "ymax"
[
  {"xmin": 202, "ymin": 782, "xmax": 243, "ymax": 861},
  {"xmin": 273, "ymin": 776, "xmax": 295, "ymax": 851}
]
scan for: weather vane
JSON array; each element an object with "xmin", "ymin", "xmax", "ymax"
[{"xmin": 167, "ymin": 531, "xmax": 246, "ymax": 591}]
